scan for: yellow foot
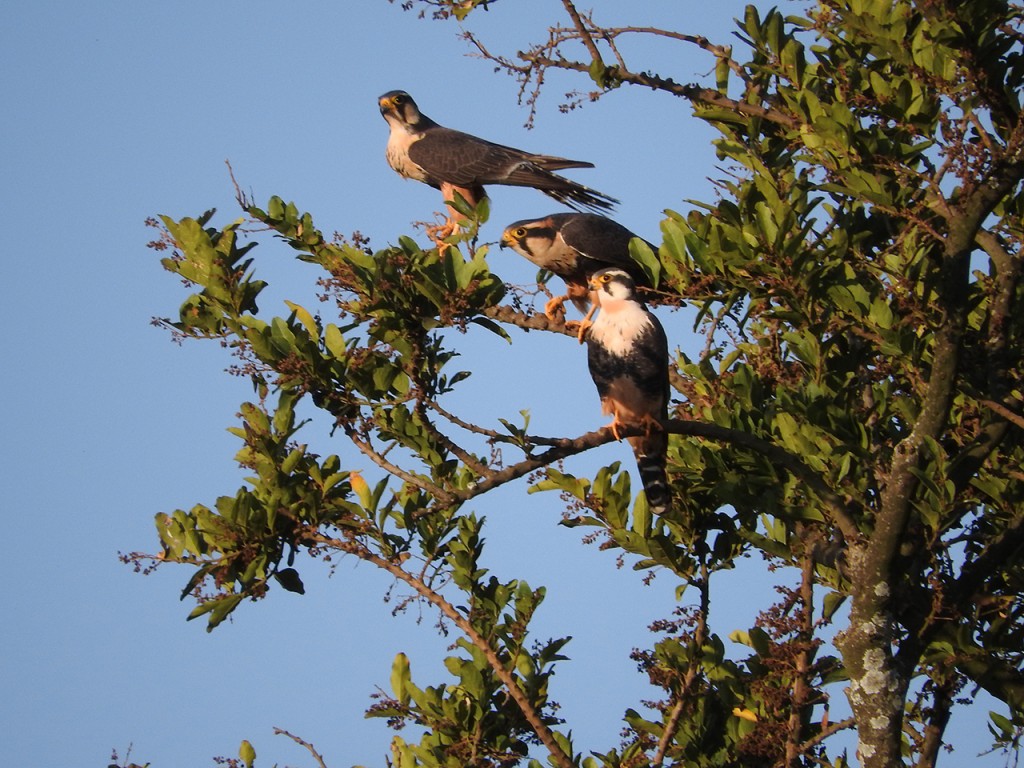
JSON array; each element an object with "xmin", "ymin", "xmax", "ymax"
[
  {"xmin": 567, "ymin": 319, "xmax": 592, "ymax": 344},
  {"xmin": 425, "ymin": 218, "xmax": 459, "ymax": 252},
  {"xmin": 543, "ymin": 295, "xmax": 568, "ymax": 323},
  {"xmin": 571, "ymin": 300, "xmax": 599, "ymax": 343},
  {"xmin": 605, "ymin": 417, "xmax": 625, "ymax": 441}
]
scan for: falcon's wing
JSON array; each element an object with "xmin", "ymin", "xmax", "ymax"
[
  {"xmin": 409, "ymin": 129, "xmax": 617, "ymax": 213},
  {"xmin": 562, "ymin": 215, "xmax": 656, "ymax": 287},
  {"xmin": 631, "ymin": 319, "xmax": 671, "ymax": 412},
  {"xmin": 407, "ymin": 129, "xmax": 542, "ymax": 186}
]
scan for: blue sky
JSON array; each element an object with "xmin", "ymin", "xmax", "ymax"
[{"xmin": 0, "ymin": 1, "xmax": 1007, "ymax": 766}]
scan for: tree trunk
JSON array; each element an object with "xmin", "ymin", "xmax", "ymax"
[{"xmin": 835, "ymin": 546, "xmax": 907, "ymax": 768}]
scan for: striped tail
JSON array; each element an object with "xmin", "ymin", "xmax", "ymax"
[
  {"xmin": 541, "ymin": 176, "xmax": 619, "ymax": 214},
  {"xmin": 630, "ymin": 431, "xmax": 670, "ymax": 515}
]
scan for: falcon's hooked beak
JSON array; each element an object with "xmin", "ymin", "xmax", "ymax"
[
  {"xmin": 499, "ymin": 226, "xmax": 529, "ymax": 252},
  {"xmin": 378, "ymin": 95, "xmax": 398, "ymax": 116},
  {"xmin": 588, "ymin": 273, "xmax": 609, "ymax": 307}
]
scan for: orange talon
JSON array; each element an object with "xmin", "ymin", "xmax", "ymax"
[
  {"xmin": 605, "ymin": 417, "xmax": 625, "ymax": 441},
  {"xmin": 544, "ymin": 295, "xmax": 568, "ymax": 322},
  {"xmin": 573, "ymin": 300, "xmax": 599, "ymax": 344},
  {"xmin": 426, "ymin": 216, "xmax": 459, "ymax": 252}
]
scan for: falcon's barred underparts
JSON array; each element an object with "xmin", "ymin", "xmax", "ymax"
[
  {"xmin": 499, "ymin": 212, "xmax": 654, "ymax": 319},
  {"xmin": 378, "ymin": 90, "xmax": 618, "ymax": 238},
  {"xmin": 584, "ymin": 268, "xmax": 671, "ymax": 516}
]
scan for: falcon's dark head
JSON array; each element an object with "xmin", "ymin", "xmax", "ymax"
[
  {"xmin": 589, "ymin": 267, "xmax": 638, "ymax": 301},
  {"xmin": 378, "ymin": 90, "xmax": 428, "ymax": 129},
  {"xmin": 499, "ymin": 217, "xmax": 557, "ymax": 259}
]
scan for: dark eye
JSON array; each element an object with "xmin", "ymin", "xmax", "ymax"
[{"xmin": 514, "ymin": 228, "xmax": 526, "ymax": 238}]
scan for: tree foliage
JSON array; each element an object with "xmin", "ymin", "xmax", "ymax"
[{"xmin": 132, "ymin": 2, "xmax": 1024, "ymax": 767}]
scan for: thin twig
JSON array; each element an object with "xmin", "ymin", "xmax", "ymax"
[
  {"xmin": 273, "ymin": 727, "xmax": 329, "ymax": 768},
  {"xmin": 595, "ymin": 26, "xmax": 749, "ymax": 82},
  {"xmin": 560, "ymin": 0, "xmax": 603, "ymax": 64},
  {"xmin": 427, "ymin": 399, "xmax": 581, "ymax": 447},
  {"xmin": 345, "ymin": 425, "xmax": 457, "ymax": 506}
]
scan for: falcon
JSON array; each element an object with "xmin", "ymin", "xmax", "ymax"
[
  {"xmin": 584, "ymin": 267, "xmax": 671, "ymax": 516},
  {"xmin": 378, "ymin": 90, "xmax": 618, "ymax": 240},
  {"xmin": 499, "ymin": 212, "xmax": 654, "ymax": 321}
]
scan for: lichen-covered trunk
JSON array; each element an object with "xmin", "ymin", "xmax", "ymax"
[{"xmin": 835, "ymin": 547, "xmax": 908, "ymax": 768}]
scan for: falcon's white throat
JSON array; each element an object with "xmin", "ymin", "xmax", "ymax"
[
  {"xmin": 385, "ymin": 124, "xmax": 426, "ymax": 182},
  {"xmin": 589, "ymin": 296, "xmax": 655, "ymax": 358}
]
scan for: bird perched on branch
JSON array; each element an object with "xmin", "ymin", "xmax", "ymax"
[
  {"xmin": 499, "ymin": 212, "xmax": 654, "ymax": 321},
  {"xmin": 584, "ymin": 267, "xmax": 671, "ymax": 516},
  {"xmin": 378, "ymin": 90, "xmax": 618, "ymax": 242}
]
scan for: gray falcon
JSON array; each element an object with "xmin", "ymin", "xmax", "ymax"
[
  {"xmin": 378, "ymin": 90, "xmax": 618, "ymax": 238},
  {"xmin": 584, "ymin": 267, "xmax": 671, "ymax": 516},
  {"xmin": 499, "ymin": 212, "xmax": 654, "ymax": 320}
]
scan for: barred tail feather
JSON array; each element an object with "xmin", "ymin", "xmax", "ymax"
[
  {"xmin": 633, "ymin": 432, "xmax": 670, "ymax": 515},
  {"xmin": 544, "ymin": 180, "xmax": 619, "ymax": 214}
]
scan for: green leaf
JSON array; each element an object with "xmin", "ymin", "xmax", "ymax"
[
  {"xmin": 284, "ymin": 300, "xmax": 319, "ymax": 338},
  {"xmin": 822, "ymin": 591, "xmax": 847, "ymax": 622},
  {"xmin": 239, "ymin": 739, "xmax": 256, "ymax": 768},
  {"xmin": 323, "ymin": 324, "xmax": 348, "ymax": 358},
  {"xmin": 470, "ymin": 315, "xmax": 511, "ymax": 342},
  {"xmin": 391, "ymin": 652, "xmax": 412, "ymax": 706},
  {"xmin": 629, "ymin": 237, "xmax": 662, "ymax": 288}
]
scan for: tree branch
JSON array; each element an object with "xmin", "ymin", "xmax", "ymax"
[
  {"xmin": 980, "ymin": 398, "xmax": 1024, "ymax": 430},
  {"xmin": 438, "ymin": 418, "xmax": 859, "ymax": 539},
  {"xmin": 273, "ymin": 727, "xmax": 329, "ymax": 768},
  {"xmin": 652, "ymin": 562, "xmax": 710, "ymax": 767},
  {"xmin": 312, "ymin": 534, "xmax": 575, "ymax": 768},
  {"xmin": 786, "ymin": 550, "xmax": 816, "ymax": 768},
  {"xmin": 916, "ymin": 675, "xmax": 955, "ymax": 768},
  {"xmin": 482, "ymin": 304, "xmax": 576, "ymax": 335},
  {"xmin": 345, "ymin": 424, "xmax": 458, "ymax": 506},
  {"xmin": 559, "ymin": 0, "xmax": 603, "ymax": 66},
  {"xmin": 516, "ymin": 52, "xmax": 799, "ymax": 129}
]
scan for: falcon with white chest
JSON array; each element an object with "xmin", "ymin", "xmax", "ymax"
[{"xmin": 584, "ymin": 267, "xmax": 671, "ymax": 515}]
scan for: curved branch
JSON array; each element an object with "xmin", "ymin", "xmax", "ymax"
[
  {"xmin": 593, "ymin": 25, "xmax": 749, "ymax": 84},
  {"xmin": 447, "ymin": 419, "xmax": 859, "ymax": 541},
  {"xmin": 345, "ymin": 425, "xmax": 458, "ymax": 506},
  {"xmin": 273, "ymin": 728, "xmax": 329, "ymax": 768},
  {"xmin": 313, "ymin": 535, "xmax": 575, "ymax": 768},
  {"xmin": 428, "ymin": 399, "xmax": 588, "ymax": 447},
  {"xmin": 876, "ymin": 122, "xmax": 1024, "ymax": 569}
]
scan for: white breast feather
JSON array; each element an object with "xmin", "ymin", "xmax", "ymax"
[
  {"xmin": 589, "ymin": 302, "xmax": 653, "ymax": 357},
  {"xmin": 386, "ymin": 125, "xmax": 427, "ymax": 182}
]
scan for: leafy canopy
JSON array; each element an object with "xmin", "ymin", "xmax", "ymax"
[{"xmin": 132, "ymin": 2, "xmax": 1024, "ymax": 767}]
